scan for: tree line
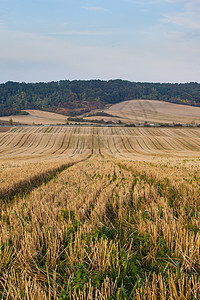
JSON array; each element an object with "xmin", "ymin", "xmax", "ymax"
[{"xmin": 1, "ymin": 79, "xmax": 200, "ymax": 116}]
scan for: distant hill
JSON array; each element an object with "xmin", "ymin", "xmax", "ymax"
[
  {"xmin": 0, "ymin": 110, "xmax": 68, "ymax": 125},
  {"xmin": 1, "ymin": 79, "xmax": 200, "ymax": 117},
  {"xmin": 103, "ymin": 99, "xmax": 200, "ymax": 124}
]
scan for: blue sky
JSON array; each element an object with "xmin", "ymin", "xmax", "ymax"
[{"xmin": 0, "ymin": 0, "xmax": 200, "ymax": 83}]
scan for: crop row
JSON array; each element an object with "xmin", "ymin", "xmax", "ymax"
[
  {"xmin": 1, "ymin": 157, "xmax": 200, "ymax": 298},
  {"xmin": 1, "ymin": 127, "xmax": 200, "ymax": 160},
  {"xmin": 1, "ymin": 127, "xmax": 200, "ymax": 298}
]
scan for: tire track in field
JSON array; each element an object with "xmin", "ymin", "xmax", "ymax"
[
  {"xmin": 148, "ymin": 136, "xmax": 166, "ymax": 151},
  {"xmin": 176, "ymin": 137, "xmax": 200, "ymax": 151},
  {"xmin": 123, "ymin": 136, "xmax": 140, "ymax": 153},
  {"xmin": 190, "ymin": 129, "xmax": 200, "ymax": 138},
  {"xmin": 1, "ymin": 126, "xmax": 200, "ymax": 160},
  {"xmin": 0, "ymin": 135, "xmax": 12, "ymax": 149},
  {"xmin": 51, "ymin": 133, "xmax": 66, "ymax": 154},
  {"xmin": 161, "ymin": 137, "xmax": 178, "ymax": 150},
  {"xmin": 0, "ymin": 133, "xmax": 26, "ymax": 151},
  {"xmin": 141, "ymin": 137, "xmax": 152, "ymax": 151},
  {"xmin": 189, "ymin": 138, "xmax": 200, "ymax": 149},
  {"xmin": 99, "ymin": 128, "xmax": 112, "ymax": 157},
  {"xmin": 118, "ymin": 128, "xmax": 132, "ymax": 154},
  {"xmin": 21, "ymin": 133, "xmax": 50, "ymax": 155},
  {"xmin": 114, "ymin": 135, "xmax": 129, "ymax": 157},
  {"xmin": 59, "ymin": 128, "xmax": 78, "ymax": 156},
  {"xmin": 0, "ymin": 150, "xmax": 94, "ymax": 203},
  {"xmin": 97, "ymin": 129, "xmax": 104, "ymax": 158},
  {"xmin": 110, "ymin": 128, "xmax": 127, "ymax": 158},
  {"xmin": 60, "ymin": 129, "xmax": 73, "ymax": 154},
  {"xmin": 38, "ymin": 133, "xmax": 55, "ymax": 154},
  {"xmin": 110, "ymin": 128, "xmax": 120, "ymax": 155},
  {"xmin": 0, "ymin": 134, "xmax": 30, "ymax": 155},
  {"xmin": 0, "ymin": 134, "xmax": 8, "ymax": 145},
  {"xmin": 124, "ymin": 135, "xmax": 138, "ymax": 154},
  {"xmin": 8, "ymin": 134, "xmax": 40, "ymax": 156},
  {"xmin": 0, "ymin": 163, "xmax": 73, "ymax": 202},
  {"xmin": 174, "ymin": 137, "xmax": 195, "ymax": 151},
  {"xmin": 4, "ymin": 134, "xmax": 37, "ymax": 156},
  {"xmin": 71, "ymin": 134, "xmax": 81, "ymax": 155},
  {"xmin": 43, "ymin": 133, "xmax": 63, "ymax": 154},
  {"xmin": 36, "ymin": 133, "xmax": 61, "ymax": 156},
  {"xmin": 22, "ymin": 135, "xmax": 45, "ymax": 155},
  {"xmin": 37, "ymin": 136, "xmax": 55, "ymax": 155},
  {"xmin": 4, "ymin": 134, "xmax": 45, "ymax": 157}
]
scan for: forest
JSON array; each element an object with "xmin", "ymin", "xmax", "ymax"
[{"xmin": 1, "ymin": 79, "xmax": 200, "ymax": 116}]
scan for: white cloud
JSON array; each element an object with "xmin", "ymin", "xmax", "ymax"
[
  {"xmin": 162, "ymin": 13, "xmax": 200, "ymax": 30},
  {"xmin": 161, "ymin": 0, "xmax": 200, "ymax": 32},
  {"xmin": 50, "ymin": 30, "xmax": 117, "ymax": 36},
  {"xmin": 81, "ymin": 6, "xmax": 108, "ymax": 12},
  {"xmin": 1, "ymin": 26, "xmax": 200, "ymax": 83},
  {"xmin": 125, "ymin": 0, "xmax": 169, "ymax": 5}
]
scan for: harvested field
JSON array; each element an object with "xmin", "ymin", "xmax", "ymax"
[
  {"xmin": 0, "ymin": 127, "xmax": 10, "ymax": 133},
  {"xmin": 0, "ymin": 110, "xmax": 68, "ymax": 125},
  {"xmin": 1, "ymin": 126, "xmax": 200, "ymax": 161},
  {"xmin": 104, "ymin": 99, "xmax": 200, "ymax": 124},
  {"xmin": 1, "ymin": 126, "xmax": 200, "ymax": 299}
]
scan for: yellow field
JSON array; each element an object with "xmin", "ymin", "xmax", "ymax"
[
  {"xmin": 102, "ymin": 99, "xmax": 200, "ymax": 124},
  {"xmin": 1, "ymin": 126, "xmax": 200, "ymax": 299},
  {"xmin": 0, "ymin": 110, "xmax": 68, "ymax": 125},
  {"xmin": 2, "ymin": 99, "xmax": 200, "ymax": 126},
  {"xmin": 1, "ymin": 126, "xmax": 200, "ymax": 159}
]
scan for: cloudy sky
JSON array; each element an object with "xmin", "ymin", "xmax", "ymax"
[{"xmin": 0, "ymin": 0, "xmax": 200, "ymax": 83}]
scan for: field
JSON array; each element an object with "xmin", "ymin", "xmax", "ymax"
[
  {"xmin": 100, "ymin": 100, "xmax": 200, "ymax": 124},
  {"xmin": 0, "ymin": 110, "xmax": 68, "ymax": 125},
  {"xmin": 1, "ymin": 100, "xmax": 200, "ymax": 126},
  {"xmin": 1, "ymin": 126, "xmax": 200, "ymax": 299}
]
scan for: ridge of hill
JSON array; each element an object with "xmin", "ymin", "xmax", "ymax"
[{"xmin": 1, "ymin": 79, "xmax": 200, "ymax": 117}]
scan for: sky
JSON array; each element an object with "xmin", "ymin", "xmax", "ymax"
[{"xmin": 0, "ymin": 0, "xmax": 200, "ymax": 83}]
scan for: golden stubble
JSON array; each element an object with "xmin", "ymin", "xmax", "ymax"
[{"xmin": 1, "ymin": 126, "xmax": 200, "ymax": 298}]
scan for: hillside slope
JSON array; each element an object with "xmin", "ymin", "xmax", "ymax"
[
  {"xmin": 104, "ymin": 99, "xmax": 200, "ymax": 124},
  {"xmin": 1, "ymin": 80, "xmax": 200, "ymax": 117},
  {"xmin": 2, "ymin": 100, "xmax": 200, "ymax": 125},
  {"xmin": 0, "ymin": 110, "xmax": 67, "ymax": 125}
]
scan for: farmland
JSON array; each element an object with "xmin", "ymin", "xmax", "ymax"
[
  {"xmin": 102, "ymin": 99, "xmax": 200, "ymax": 124},
  {"xmin": 0, "ymin": 110, "xmax": 68, "ymax": 125},
  {"xmin": 2, "ymin": 100, "xmax": 200, "ymax": 126},
  {"xmin": 1, "ymin": 126, "xmax": 200, "ymax": 299}
]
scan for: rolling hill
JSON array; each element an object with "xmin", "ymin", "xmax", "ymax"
[
  {"xmin": 103, "ymin": 99, "xmax": 200, "ymax": 124},
  {"xmin": 1, "ymin": 99, "xmax": 200, "ymax": 125},
  {"xmin": 1, "ymin": 80, "xmax": 200, "ymax": 118},
  {"xmin": 0, "ymin": 110, "xmax": 67, "ymax": 125}
]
